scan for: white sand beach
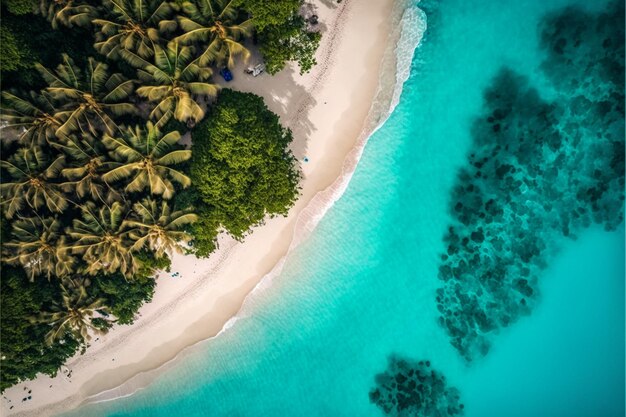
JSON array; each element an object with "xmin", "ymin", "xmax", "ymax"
[{"xmin": 2, "ymin": 0, "xmax": 410, "ymax": 415}]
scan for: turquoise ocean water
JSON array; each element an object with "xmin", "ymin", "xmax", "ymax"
[{"xmin": 66, "ymin": 0, "xmax": 624, "ymax": 416}]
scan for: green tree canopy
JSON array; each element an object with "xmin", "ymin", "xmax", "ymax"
[
  {"xmin": 91, "ymin": 251, "xmax": 167, "ymax": 324},
  {"xmin": 175, "ymin": 0, "xmax": 253, "ymax": 68},
  {"xmin": 93, "ymin": 0, "xmax": 178, "ymax": 60},
  {"xmin": 37, "ymin": 0, "xmax": 97, "ymax": 29},
  {"xmin": 240, "ymin": 0, "xmax": 299, "ymax": 31},
  {"xmin": 124, "ymin": 42, "xmax": 218, "ymax": 126},
  {"xmin": 0, "ymin": 6, "xmax": 97, "ymax": 91},
  {"xmin": 0, "ymin": 25, "xmax": 31, "ymax": 72},
  {"xmin": 65, "ymin": 201, "xmax": 138, "ymax": 277},
  {"xmin": 0, "ymin": 146, "xmax": 68, "ymax": 218},
  {"xmin": 102, "ymin": 121, "xmax": 191, "ymax": 199},
  {"xmin": 189, "ymin": 89, "xmax": 299, "ymax": 256},
  {"xmin": 0, "ymin": 91, "xmax": 65, "ymax": 146},
  {"xmin": 126, "ymin": 198, "xmax": 197, "ymax": 257},
  {"xmin": 32, "ymin": 277, "xmax": 110, "ymax": 345},
  {"xmin": 242, "ymin": 0, "xmax": 320, "ymax": 74},
  {"xmin": 92, "ymin": 273, "xmax": 154, "ymax": 325},
  {"xmin": 2, "ymin": 216, "xmax": 75, "ymax": 280},
  {"xmin": 2, "ymin": 0, "xmax": 37, "ymax": 14},
  {"xmin": 0, "ymin": 268, "xmax": 81, "ymax": 391},
  {"xmin": 0, "ymin": 0, "xmax": 204, "ymax": 393},
  {"xmin": 37, "ymin": 54, "xmax": 136, "ymax": 137},
  {"xmin": 57, "ymin": 133, "xmax": 122, "ymax": 204}
]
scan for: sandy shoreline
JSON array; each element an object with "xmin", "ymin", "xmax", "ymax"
[{"xmin": 2, "ymin": 1, "xmax": 420, "ymax": 415}]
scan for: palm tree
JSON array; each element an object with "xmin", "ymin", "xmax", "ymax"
[
  {"xmin": 0, "ymin": 146, "xmax": 68, "ymax": 218},
  {"xmin": 122, "ymin": 42, "xmax": 218, "ymax": 125},
  {"xmin": 125, "ymin": 198, "xmax": 197, "ymax": 257},
  {"xmin": 32, "ymin": 277, "xmax": 110, "ymax": 345},
  {"xmin": 93, "ymin": 0, "xmax": 178, "ymax": 60},
  {"xmin": 38, "ymin": 0, "xmax": 97, "ymax": 29},
  {"xmin": 37, "ymin": 54, "xmax": 136, "ymax": 138},
  {"xmin": 174, "ymin": 0, "xmax": 253, "ymax": 68},
  {"xmin": 102, "ymin": 122, "xmax": 191, "ymax": 199},
  {"xmin": 2, "ymin": 216, "xmax": 75, "ymax": 280},
  {"xmin": 0, "ymin": 91, "xmax": 66, "ymax": 146},
  {"xmin": 65, "ymin": 201, "xmax": 138, "ymax": 276},
  {"xmin": 56, "ymin": 133, "xmax": 122, "ymax": 204}
]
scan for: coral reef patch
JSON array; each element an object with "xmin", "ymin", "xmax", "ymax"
[
  {"xmin": 436, "ymin": 1, "xmax": 625, "ymax": 361},
  {"xmin": 369, "ymin": 356, "xmax": 464, "ymax": 417}
]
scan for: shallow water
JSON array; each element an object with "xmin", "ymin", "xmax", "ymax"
[
  {"xmin": 66, "ymin": 0, "xmax": 624, "ymax": 416},
  {"xmin": 460, "ymin": 227, "xmax": 624, "ymax": 417}
]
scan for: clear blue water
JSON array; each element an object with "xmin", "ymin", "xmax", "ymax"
[
  {"xmin": 65, "ymin": 0, "xmax": 624, "ymax": 416},
  {"xmin": 460, "ymin": 227, "xmax": 624, "ymax": 417}
]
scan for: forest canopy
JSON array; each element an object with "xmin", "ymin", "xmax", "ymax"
[
  {"xmin": 0, "ymin": 0, "xmax": 310, "ymax": 391},
  {"xmin": 187, "ymin": 90, "xmax": 300, "ymax": 256}
]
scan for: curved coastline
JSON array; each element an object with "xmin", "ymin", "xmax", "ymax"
[
  {"xmin": 5, "ymin": 2, "xmax": 425, "ymax": 416},
  {"xmin": 240, "ymin": 3, "xmax": 427, "ymax": 300},
  {"xmin": 85, "ymin": 1, "xmax": 426, "ymax": 406}
]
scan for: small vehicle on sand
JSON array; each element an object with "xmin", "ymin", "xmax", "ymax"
[
  {"xmin": 219, "ymin": 67, "xmax": 233, "ymax": 82},
  {"xmin": 244, "ymin": 63, "xmax": 266, "ymax": 77}
]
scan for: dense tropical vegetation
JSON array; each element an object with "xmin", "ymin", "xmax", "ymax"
[
  {"xmin": 1, "ymin": 0, "xmax": 316, "ymax": 391},
  {"xmin": 244, "ymin": 0, "xmax": 321, "ymax": 74},
  {"xmin": 185, "ymin": 89, "xmax": 300, "ymax": 256}
]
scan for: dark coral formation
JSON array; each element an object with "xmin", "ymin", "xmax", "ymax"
[
  {"xmin": 540, "ymin": 1, "xmax": 625, "ymax": 105},
  {"xmin": 437, "ymin": 1, "xmax": 625, "ymax": 361},
  {"xmin": 369, "ymin": 356, "xmax": 464, "ymax": 417}
]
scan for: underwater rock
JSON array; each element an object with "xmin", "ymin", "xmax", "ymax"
[
  {"xmin": 369, "ymin": 356, "xmax": 464, "ymax": 417},
  {"xmin": 540, "ymin": 1, "xmax": 624, "ymax": 102},
  {"xmin": 435, "ymin": 0, "xmax": 624, "ymax": 362}
]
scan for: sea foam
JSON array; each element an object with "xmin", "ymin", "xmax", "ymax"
[
  {"xmin": 76, "ymin": 0, "xmax": 427, "ymax": 409},
  {"xmin": 235, "ymin": 0, "xmax": 427, "ymax": 316}
]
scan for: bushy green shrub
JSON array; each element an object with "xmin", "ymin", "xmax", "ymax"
[
  {"xmin": 0, "ymin": 268, "xmax": 81, "ymax": 391},
  {"xmin": 1, "ymin": 0, "xmax": 36, "ymax": 15},
  {"xmin": 242, "ymin": 0, "xmax": 321, "ymax": 74},
  {"xmin": 0, "ymin": 25, "xmax": 29, "ymax": 72},
  {"xmin": 189, "ymin": 90, "xmax": 300, "ymax": 256}
]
